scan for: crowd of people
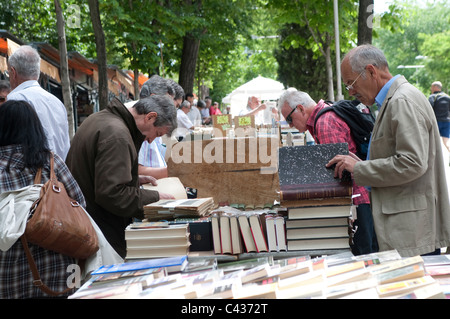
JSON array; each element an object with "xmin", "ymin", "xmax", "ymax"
[{"xmin": 1, "ymin": 43, "xmax": 450, "ymax": 299}]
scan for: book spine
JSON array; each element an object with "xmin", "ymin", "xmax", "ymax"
[{"xmin": 280, "ymin": 183, "xmax": 352, "ymax": 201}]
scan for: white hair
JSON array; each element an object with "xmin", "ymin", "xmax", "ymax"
[
  {"xmin": 8, "ymin": 45, "xmax": 41, "ymax": 80},
  {"xmin": 278, "ymin": 88, "xmax": 316, "ymax": 110}
]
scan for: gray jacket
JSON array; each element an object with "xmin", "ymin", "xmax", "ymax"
[{"xmin": 354, "ymin": 76, "xmax": 450, "ymax": 257}]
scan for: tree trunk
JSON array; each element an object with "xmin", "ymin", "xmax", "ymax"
[
  {"xmin": 324, "ymin": 42, "xmax": 335, "ymax": 101},
  {"xmin": 88, "ymin": 0, "xmax": 108, "ymax": 110},
  {"xmin": 358, "ymin": 0, "xmax": 374, "ymax": 45},
  {"xmin": 178, "ymin": 33, "xmax": 200, "ymax": 95},
  {"xmin": 133, "ymin": 69, "xmax": 139, "ymax": 100},
  {"xmin": 54, "ymin": 0, "xmax": 75, "ymax": 138}
]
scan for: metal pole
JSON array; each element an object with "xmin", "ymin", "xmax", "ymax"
[{"xmin": 334, "ymin": 0, "xmax": 344, "ymax": 101}]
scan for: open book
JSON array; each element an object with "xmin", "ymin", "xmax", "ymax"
[{"xmin": 142, "ymin": 177, "xmax": 187, "ymax": 200}]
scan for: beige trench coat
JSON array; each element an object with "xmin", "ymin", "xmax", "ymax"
[{"xmin": 353, "ymin": 76, "xmax": 450, "ymax": 257}]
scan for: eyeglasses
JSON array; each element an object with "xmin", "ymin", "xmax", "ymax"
[
  {"xmin": 285, "ymin": 106, "xmax": 297, "ymax": 124},
  {"xmin": 0, "ymin": 97, "xmax": 5, "ymax": 102},
  {"xmin": 345, "ymin": 68, "xmax": 366, "ymax": 91}
]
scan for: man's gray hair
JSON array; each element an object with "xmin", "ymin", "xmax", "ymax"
[
  {"xmin": 343, "ymin": 44, "xmax": 389, "ymax": 75},
  {"xmin": 167, "ymin": 78, "xmax": 185, "ymax": 101},
  {"xmin": 278, "ymin": 88, "xmax": 316, "ymax": 110},
  {"xmin": 133, "ymin": 94, "xmax": 177, "ymax": 135},
  {"xmin": 180, "ymin": 100, "xmax": 190, "ymax": 109},
  {"xmin": 140, "ymin": 75, "xmax": 171, "ymax": 99},
  {"xmin": 8, "ymin": 45, "xmax": 41, "ymax": 80}
]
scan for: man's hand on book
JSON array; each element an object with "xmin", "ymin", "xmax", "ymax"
[
  {"xmin": 326, "ymin": 152, "xmax": 360, "ymax": 179},
  {"xmin": 159, "ymin": 192, "xmax": 175, "ymax": 200},
  {"xmin": 139, "ymin": 175, "xmax": 158, "ymax": 186}
]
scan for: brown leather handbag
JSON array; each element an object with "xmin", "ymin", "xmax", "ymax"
[
  {"xmin": 21, "ymin": 153, "xmax": 99, "ymax": 296},
  {"xmin": 23, "ymin": 153, "xmax": 99, "ymax": 260}
]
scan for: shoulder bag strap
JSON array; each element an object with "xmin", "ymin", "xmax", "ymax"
[
  {"xmin": 34, "ymin": 168, "xmax": 42, "ymax": 184},
  {"xmin": 49, "ymin": 152, "xmax": 60, "ymax": 191},
  {"xmin": 20, "ymin": 235, "xmax": 74, "ymax": 296}
]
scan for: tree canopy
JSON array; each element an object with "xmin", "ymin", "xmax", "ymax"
[{"xmin": 1, "ymin": 0, "xmax": 449, "ymax": 102}]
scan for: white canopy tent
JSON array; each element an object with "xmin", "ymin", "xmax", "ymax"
[{"xmin": 222, "ymin": 75, "xmax": 285, "ymax": 117}]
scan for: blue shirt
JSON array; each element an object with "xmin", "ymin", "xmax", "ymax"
[
  {"xmin": 138, "ymin": 138, "xmax": 167, "ymax": 168},
  {"xmin": 375, "ymin": 74, "xmax": 401, "ymax": 109}
]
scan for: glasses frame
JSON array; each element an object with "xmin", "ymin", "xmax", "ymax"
[
  {"xmin": 345, "ymin": 68, "xmax": 366, "ymax": 91},
  {"xmin": 285, "ymin": 106, "xmax": 297, "ymax": 124}
]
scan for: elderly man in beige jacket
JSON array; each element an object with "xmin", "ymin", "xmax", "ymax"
[{"xmin": 328, "ymin": 44, "xmax": 450, "ymax": 257}]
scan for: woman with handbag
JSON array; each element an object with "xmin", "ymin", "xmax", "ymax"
[{"xmin": 0, "ymin": 100, "xmax": 86, "ymax": 298}]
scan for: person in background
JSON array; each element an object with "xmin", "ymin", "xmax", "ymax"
[
  {"xmin": 428, "ymin": 81, "xmax": 450, "ymax": 152},
  {"xmin": 177, "ymin": 100, "xmax": 194, "ymax": 130},
  {"xmin": 7, "ymin": 45, "xmax": 70, "ymax": 160},
  {"xmin": 279, "ymin": 89, "xmax": 378, "ymax": 255},
  {"xmin": 0, "ymin": 100, "xmax": 85, "ymax": 298},
  {"xmin": 241, "ymin": 96, "xmax": 277, "ymax": 125},
  {"xmin": 198, "ymin": 99, "xmax": 211, "ymax": 125},
  {"xmin": 66, "ymin": 95, "xmax": 177, "ymax": 258},
  {"xmin": 327, "ymin": 44, "xmax": 450, "ymax": 257},
  {"xmin": 0, "ymin": 80, "xmax": 10, "ymax": 105},
  {"xmin": 209, "ymin": 101, "xmax": 222, "ymax": 115},
  {"xmin": 167, "ymin": 79, "xmax": 185, "ymax": 108},
  {"xmin": 186, "ymin": 93, "xmax": 202, "ymax": 127}
]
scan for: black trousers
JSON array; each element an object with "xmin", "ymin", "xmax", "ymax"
[{"xmin": 352, "ymin": 203, "xmax": 379, "ymax": 256}]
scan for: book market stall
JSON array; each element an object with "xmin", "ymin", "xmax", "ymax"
[{"xmin": 69, "ymin": 120, "xmax": 450, "ymax": 300}]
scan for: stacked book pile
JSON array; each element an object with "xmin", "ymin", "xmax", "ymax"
[
  {"xmin": 143, "ymin": 197, "xmax": 215, "ymax": 221},
  {"xmin": 278, "ymin": 143, "xmax": 353, "ymax": 252},
  {"xmin": 125, "ymin": 221, "xmax": 190, "ymax": 259},
  {"xmin": 69, "ymin": 249, "xmax": 449, "ymax": 299},
  {"xmin": 210, "ymin": 207, "xmax": 287, "ymax": 255}
]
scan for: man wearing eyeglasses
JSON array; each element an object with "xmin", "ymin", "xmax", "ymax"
[
  {"xmin": 327, "ymin": 44, "xmax": 450, "ymax": 257},
  {"xmin": 279, "ymin": 89, "xmax": 378, "ymax": 256}
]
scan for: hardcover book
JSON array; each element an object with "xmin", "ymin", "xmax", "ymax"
[{"xmin": 278, "ymin": 143, "xmax": 352, "ymax": 201}]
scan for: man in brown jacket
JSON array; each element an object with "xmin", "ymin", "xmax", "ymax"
[{"xmin": 66, "ymin": 95, "xmax": 177, "ymax": 258}]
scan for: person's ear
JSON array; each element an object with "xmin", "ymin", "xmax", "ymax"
[{"xmin": 146, "ymin": 112, "xmax": 158, "ymax": 122}]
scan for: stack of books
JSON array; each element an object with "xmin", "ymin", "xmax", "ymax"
[
  {"xmin": 124, "ymin": 221, "xmax": 190, "ymax": 259},
  {"xmin": 278, "ymin": 144, "xmax": 353, "ymax": 252},
  {"xmin": 210, "ymin": 207, "xmax": 287, "ymax": 255},
  {"xmin": 143, "ymin": 197, "xmax": 215, "ymax": 221}
]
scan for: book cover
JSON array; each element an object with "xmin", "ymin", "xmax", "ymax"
[
  {"xmin": 126, "ymin": 244, "xmax": 190, "ymax": 259},
  {"xmin": 287, "ymin": 204, "xmax": 352, "ymax": 220},
  {"xmin": 219, "ymin": 214, "xmax": 232, "ymax": 254},
  {"xmin": 170, "ymin": 217, "xmax": 213, "ymax": 251},
  {"xmin": 125, "ymin": 223, "xmax": 189, "ymax": 240},
  {"xmin": 287, "ymin": 237, "xmax": 350, "ymax": 251},
  {"xmin": 91, "ymin": 255, "xmax": 188, "ymax": 275},
  {"xmin": 211, "ymin": 214, "xmax": 222, "ymax": 254},
  {"xmin": 274, "ymin": 215, "xmax": 287, "ymax": 251},
  {"xmin": 278, "ymin": 143, "xmax": 352, "ymax": 201},
  {"xmin": 248, "ymin": 214, "xmax": 268, "ymax": 253},
  {"xmin": 286, "ymin": 217, "xmax": 349, "ymax": 229},
  {"xmin": 237, "ymin": 214, "xmax": 257, "ymax": 253},
  {"xmin": 287, "ymin": 225, "xmax": 350, "ymax": 240}
]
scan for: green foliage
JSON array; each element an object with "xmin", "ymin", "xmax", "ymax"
[
  {"xmin": 373, "ymin": 0, "xmax": 450, "ymax": 93},
  {"xmin": 2, "ymin": 0, "xmax": 447, "ymax": 100}
]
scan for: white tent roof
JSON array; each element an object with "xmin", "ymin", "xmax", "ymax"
[{"xmin": 222, "ymin": 75, "xmax": 285, "ymax": 116}]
